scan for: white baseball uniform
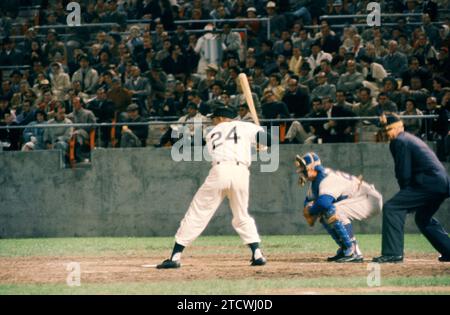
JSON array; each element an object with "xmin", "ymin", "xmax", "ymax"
[
  {"xmin": 175, "ymin": 120, "xmax": 263, "ymax": 246},
  {"xmin": 306, "ymin": 168, "xmax": 383, "ymax": 225}
]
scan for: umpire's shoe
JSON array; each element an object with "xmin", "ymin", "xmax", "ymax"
[
  {"xmin": 157, "ymin": 259, "xmax": 181, "ymax": 269},
  {"xmin": 372, "ymin": 255, "xmax": 403, "ymax": 263},
  {"xmin": 251, "ymin": 256, "xmax": 267, "ymax": 266}
]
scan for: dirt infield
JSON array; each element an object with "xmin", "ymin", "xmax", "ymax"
[{"xmin": 1, "ymin": 252, "xmax": 448, "ymax": 287}]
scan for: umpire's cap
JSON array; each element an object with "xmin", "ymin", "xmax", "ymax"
[
  {"xmin": 211, "ymin": 105, "xmax": 236, "ymax": 119},
  {"xmin": 380, "ymin": 112, "xmax": 403, "ymax": 131}
]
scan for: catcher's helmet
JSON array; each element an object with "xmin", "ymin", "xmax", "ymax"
[
  {"xmin": 295, "ymin": 152, "xmax": 321, "ymax": 186},
  {"xmin": 295, "ymin": 152, "xmax": 321, "ymax": 170}
]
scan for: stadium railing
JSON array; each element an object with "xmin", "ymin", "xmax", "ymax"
[{"xmin": 126, "ymin": 18, "xmax": 271, "ymax": 40}]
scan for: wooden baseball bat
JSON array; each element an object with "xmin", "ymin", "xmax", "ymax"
[{"xmin": 238, "ymin": 73, "xmax": 260, "ymax": 126}]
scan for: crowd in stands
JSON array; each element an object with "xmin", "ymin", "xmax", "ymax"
[{"xmin": 0, "ymin": 0, "xmax": 449, "ymax": 162}]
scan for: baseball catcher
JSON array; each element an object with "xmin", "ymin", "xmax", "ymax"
[{"xmin": 296, "ymin": 152, "xmax": 383, "ymax": 262}]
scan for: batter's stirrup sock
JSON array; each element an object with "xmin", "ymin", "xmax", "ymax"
[
  {"xmin": 320, "ymin": 217, "xmax": 343, "ymax": 248},
  {"xmin": 344, "ymin": 223, "xmax": 354, "ymax": 239},
  {"xmin": 248, "ymin": 243, "xmax": 263, "ymax": 260},
  {"xmin": 170, "ymin": 242, "xmax": 185, "ymax": 261}
]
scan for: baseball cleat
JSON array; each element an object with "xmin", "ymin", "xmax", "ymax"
[
  {"xmin": 336, "ymin": 253, "xmax": 364, "ymax": 263},
  {"xmin": 327, "ymin": 249, "xmax": 345, "ymax": 262},
  {"xmin": 251, "ymin": 256, "xmax": 267, "ymax": 266},
  {"xmin": 372, "ymin": 255, "xmax": 403, "ymax": 263},
  {"xmin": 156, "ymin": 259, "xmax": 181, "ymax": 269},
  {"xmin": 438, "ymin": 255, "xmax": 450, "ymax": 262}
]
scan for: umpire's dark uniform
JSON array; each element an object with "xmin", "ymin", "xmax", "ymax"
[{"xmin": 381, "ymin": 131, "xmax": 450, "ymax": 259}]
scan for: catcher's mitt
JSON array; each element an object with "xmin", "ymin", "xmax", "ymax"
[{"xmin": 303, "ymin": 205, "xmax": 318, "ymax": 227}]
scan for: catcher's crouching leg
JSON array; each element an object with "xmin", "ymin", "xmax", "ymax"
[
  {"xmin": 319, "ymin": 216, "xmax": 345, "ymax": 261},
  {"xmin": 324, "ymin": 210, "xmax": 363, "ymax": 263}
]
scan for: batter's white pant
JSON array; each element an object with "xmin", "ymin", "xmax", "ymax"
[
  {"xmin": 335, "ymin": 182, "xmax": 383, "ymax": 225},
  {"xmin": 175, "ymin": 162, "xmax": 261, "ymax": 247}
]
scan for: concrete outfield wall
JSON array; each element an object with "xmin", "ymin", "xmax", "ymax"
[{"xmin": 0, "ymin": 144, "xmax": 449, "ymax": 238}]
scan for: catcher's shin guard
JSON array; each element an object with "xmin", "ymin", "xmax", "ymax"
[
  {"xmin": 320, "ymin": 217, "xmax": 343, "ymax": 248},
  {"xmin": 324, "ymin": 209, "xmax": 353, "ymax": 253}
]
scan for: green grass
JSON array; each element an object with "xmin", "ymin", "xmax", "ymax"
[
  {"xmin": 0, "ymin": 276, "xmax": 448, "ymax": 295},
  {"xmin": 0, "ymin": 234, "xmax": 438, "ymax": 257},
  {"xmin": 0, "ymin": 235, "xmax": 447, "ymax": 295}
]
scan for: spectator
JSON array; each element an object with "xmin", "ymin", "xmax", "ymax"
[
  {"xmin": 49, "ymin": 62, "xmax": 71, "ymax": 102},
  {"xmin": 0, "ymin": 109, "xmax": 20, "ymax": 150},
  {"xmin": 383, "ymin": 40, "xmax": 408, "ymax": 78},
  {"xmin": 235, "ymin": 104, "xmax": 254, "ymax": 122},
  {"xmin": 318, "ymin": 20, "xmax": 341, "ymax": 54},
  {"xmin": 261, "ymin": 90, "xmax": 290, "ymax": 120},
  {"xmin": 66, "ymin": 96, "xmax": 96, "ymax": 162},
  {"xmin": 422, "ymin": 96, "xmax": 449, "ymax": 161},
  {"xmin": 263, "ymin": 73, "xmax": 285, "ymax": 102},
  {"xmin": 87, "ymin": 88, "xmax": 115, "ymax": 147},
  {"xmin": 22, "ymin": 110, "xmax": 47, "ymax": 151},
  {"xmin": 397, "ymin": 34, "xmax": 414, "ymax": 56},
  {"xmin": 43, "ymin": 104, "xmax": 74, "ymax": 157},
  {"xmin": 285, "ymin": 98, "xmax": 327, "ymax": 144},
  {"xmin": 293, "ymin": 29, "xmax": 314, "ymax": 58},
  {"xmin": 100, "ymin": 0, "xmax": 127, "ymax": 30},
  {"xmin": 400, "ymin": 99, "xmax": 423, "ymax": 136},
  {"xmin": 194, "ymin": 24, "xmax": 226, "ymax": 76},
  {"xmin": 120, "ymin": 103, "xmax": 149, "ymax": 147},
  {"xmin": 321, "ymin": 96, "xmax": 356, "ymax": 143},
  {"xmin": 232, "ymin": 81, "xmax": 261, "ymax": 115},
  {"xmin": 161, "ymin": 44, "xmax": 187, "ymax": 82},
  {"xmin": 187, "ymin": 90, "xmax": 211, "ymax": 116},
  {"xmin": 15, "ymin": 99, "xmax": 35, "ymax": 126},
  {"xmin": 252, "ymin": 63, "xmax": 269, "ymax": 91},
  {"xmin": 337, "ymin": 59, "xmax": 364, "ymax": 96},
  {"xmin": 413, "ymin": 32, "xmax": 438, "ymax": 65},
  {"xmin": 124, "ymin": 65, "xmax": 152, "ymax": 114},
  {"xmin": 375, "ymin": 92, "xmax": 399, "ymax": 115},
  {"xmin": 335, "ymin": 90, "xmax": 353, "ymax": 111},
  {"xmin": 282, "ymin": 77, "xmax": 310, "ymax": 118},
  {"xmin": 360, "ymin": 55, "xmax": 388, "ymax": 86},
  {"xmin": 353, "ymin": 87, "xmax": 377, "ymax": 117},
  {"xmin": 0, "ymin": 80, "xmax": 14, "ymax": 102},
  {"xmin": 432, "ymin": 76, "xmax": 449, "ymax": 105},
  {"xmin": 72, "ymin": 54, "xmax": 100, "ymax": 95},
  {"xmin": 221, "ymin": 23, "xmax": 243, "ymax": 62},
  {"xmin": 197, "ymin": 64, "xmax": 220, "ymax": 99},
  {"xmin": 400, "ymin": 76, "xmax": 430, "ymax": 110},
  {"xmin": 311, "ymin": 72, "xmax": 336, "ymax": 102},
  {"xmin": 0, "ymin": 37, "xmax": 23, "ymax": 66},
  {"xmin": 307, "ymin": 42, "xmax": 333, "ymax": 73},
  {"xmin": 265, "ymin": 1, "xmax": 287, "ymax": 39},
  {"xmin": 156, "ymin": 102, "xmax": 207, "ymax": 147},
  {"xmin": 382, "ymin": 77, "xmax": 403, "ymax": 107},
  {"xmin": 107, "ymin": 76, "xmax": 133, "ymax": 118},
  {"xmin": 401, "ymin": 56, "xmax": 433, "ymax": 89},
  {"xmin": 11, "ymin": 80, "xmax": 33, "ymax": 110}
]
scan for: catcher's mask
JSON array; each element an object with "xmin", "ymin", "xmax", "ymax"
[{"xmin": 295, "ymin": 152, "xmax": 321, "ymax": 186}]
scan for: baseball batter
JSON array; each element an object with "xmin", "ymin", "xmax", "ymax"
[
  {"xmin": 297, "ymin": 152, "xmax": 382, "ymax": 262},
  {"xmin": 157, "ymin": 105, "xmax": 268, "ymax": 269}
]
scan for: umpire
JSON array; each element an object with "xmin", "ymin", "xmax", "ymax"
[{"xmin": 373, "ymin": 113, "xmax": 450, "ymax": 263}]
